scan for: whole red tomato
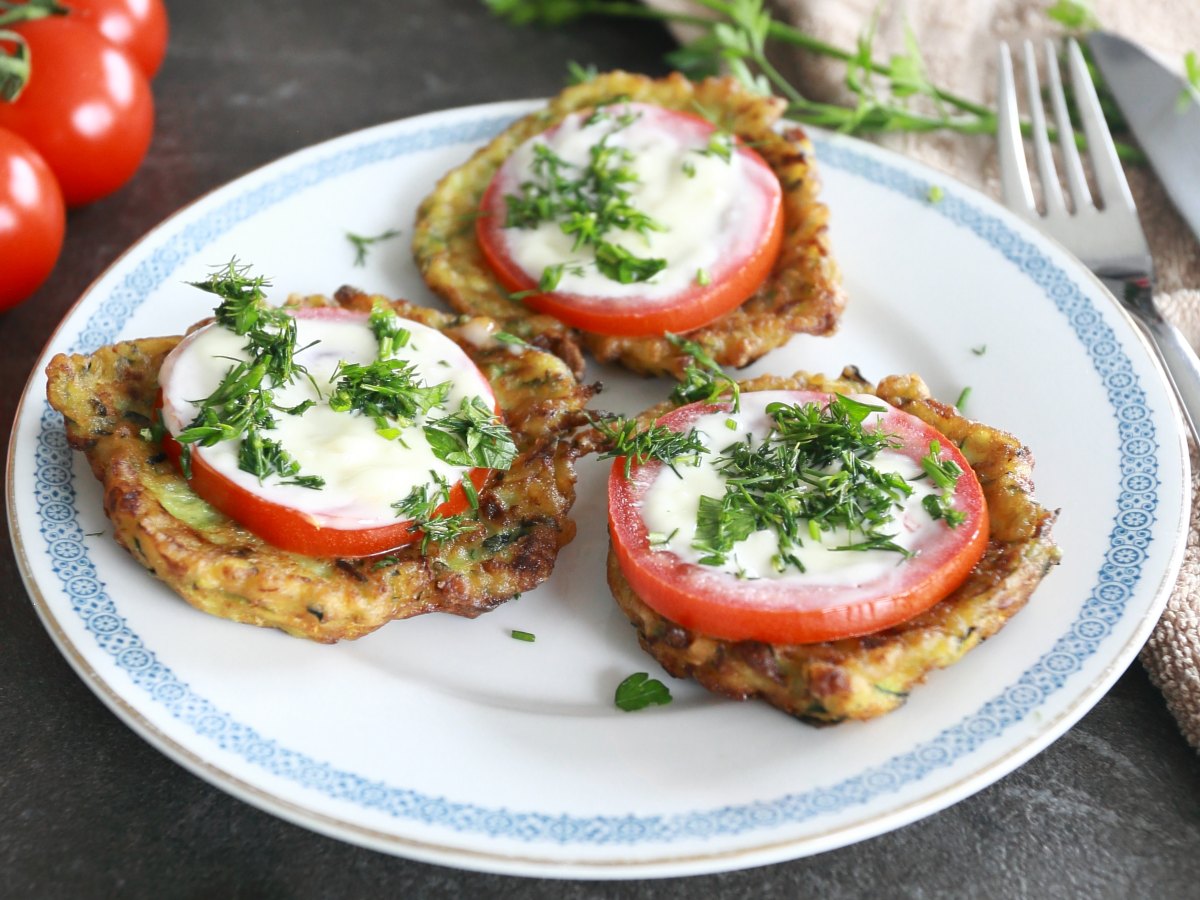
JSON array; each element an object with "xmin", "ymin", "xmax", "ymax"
[
  {"xmin": 0, "ymin": 18, "xmax": 153, "ymax": 206},
  {"xmin": 62, "ymin": 0, "xmax": 169, "ymax": 79},
  {"xmin": 0, "ymin": 128, "xmax": 64, "ymax": 310}
]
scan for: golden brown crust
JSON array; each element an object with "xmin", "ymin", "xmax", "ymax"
[
  {"xmin": 605, "ymin": 369, "xmax": 1062, "ymax": 723},
  {"xmin": 45, "ymin": 290, "xmax": 595, "ymax": 643},
  {"xmin": 412, "ymin": 71, "xmax": 845, "ymax": 378}
]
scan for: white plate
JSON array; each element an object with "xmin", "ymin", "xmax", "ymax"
[{"xmin": 7, "ymin": 100, "xmax": 1189, "ymax": 879}]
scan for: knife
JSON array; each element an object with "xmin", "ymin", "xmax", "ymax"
[{"xmin": 1089, "ymin": 32, "xmax": 1200, "ymax": 247}]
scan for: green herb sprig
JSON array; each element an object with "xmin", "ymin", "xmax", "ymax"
[
  {"xmin": 615, "ymin": 672, "xmax": 673, "ymax": 711},
  {"xmin": 346, "ymin": 227, "xmax": 402, "ymax": 267},
  {"xmin": 504, "ymin": 109, "xmax": 667, "ymax": 289},
  {"xmin": 486, "ymin": 0, "xmax": 1146, "ymax": 163},
  {"xmin": 175, "ymin": 261, "xmax": 323, "ymax": 486},
  {"xmin": 329, "ymin": 358, "xmax": 451, "ymax": 440},
  {"xmin": 423, "ymin": 396, "xmax": 518, "ymax": 470},
  {"xmin": 392, "ymin": 473, "xmax": 476, "ymax": 551},
  {"xmin": 692, "ymin": 395, "xmax": 913, "ymax": 573},
  {"xmin": 368, "ymin": 301, "xmax": 412, "ymax": 358},
  {"xmin": 593, "ymin": 415, "xmax": 709, "ymax": 477},
  {"xmin": 919, "ymin": 440, "xmax": 966, "ymax": 527},
  {"xmin": 666, "ymin": 332, "xmax": 740, "ymax": 412}
]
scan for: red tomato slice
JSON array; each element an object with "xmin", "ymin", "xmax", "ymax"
[
  {"xmin": 607, "ymin": 392, "xmax": 990, "ymax": 644},
  {"xmin": 476, "ymin": 104, "xmax": 783, "ymax": 337},
  {"xmin": 158, "ymin": 307, "xmax": 496, "ymax": 558}
]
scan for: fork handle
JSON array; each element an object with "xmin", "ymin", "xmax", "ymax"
[{"xmin": 1106, "ymin": 277, "xmax": 1200, "ymax": 445}]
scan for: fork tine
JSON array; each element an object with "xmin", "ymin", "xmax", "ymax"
[
  {"xmin": 996, "ymin": 43, "xmax": 1036, "ymax": 216},
  {"xmin": 1043, "ymin": 39, "xmax": 1092, "ymax": 211},
  {"xmin": 1064, "ymin": 39, "xmax": 1136, "ymax": 212},
  {"xmin": 1021, "ymin": 40, "xmax": 1067, "ymax": 215}
]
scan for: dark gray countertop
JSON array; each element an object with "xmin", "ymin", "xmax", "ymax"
[{"xmin": 2, "ymin": 1, "xmax": 1199, "ymax": 896}]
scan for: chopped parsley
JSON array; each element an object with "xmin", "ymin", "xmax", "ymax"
[
  {"xmin": 346, "ymin": 227, "xmax": 402, "ymax": 267},
  {"xmin": 503, "ymin": 108, "xmax": 667, "ymax": 290},
  {"xmin": 593, "ymin": 415, "xmax": 708, "ymax": 478},
  {"xmin": 423, "ymin": 396, "xmax": 518, "ymax": 470},
  {"xmin": 691, "ymin": 395, "xmax": 916, "ymax": 573},
  {"xmin": 175, "ymin": 260, "xmax": 323, "ymax": 486},
  {"xmin": 392, "ymin": 473, "xmax": 476, "ymax": 551},
  {"xmin": 493, "ymin": 331, "xmax": 533, "ymax": 350},
  {"xmin": 368, "ymin": 301, "xmax": 411, "ymax": 357},
  {"xmin": 696, "ymin": 129, "xmax": 734, "ymax": 163},
  {"xmin": 615, "ymin": 672, "xmax": 673, "ymax": 711},
  {"xmin": 666, "ymin": 332, "xmax": 740, "ymax": 412},
  {"xmin": 919, "ymin": 440, "xmax": 966, "ymax": 527},
  {"xmin": 328, "ymin": 358, "xmax": 451, "ymax": 439}
]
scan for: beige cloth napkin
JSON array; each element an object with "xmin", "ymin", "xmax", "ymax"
[{"xmin": 648, "ymin": 0, "xmax": 1200, "ymax": 748}]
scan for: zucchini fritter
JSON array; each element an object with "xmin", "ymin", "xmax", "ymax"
[
  {"xmin": 604, "ymin": 369, "xmax": 1061, "ymax": 723},
  {"xmin": 413, "ymin": 72, "xmax": 845, "ymax": 378},
  {"xmin": 45, "ymin": 288, "xmax": 595, "ymax": 643}
]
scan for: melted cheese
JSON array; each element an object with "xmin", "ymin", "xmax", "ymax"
[
  {"xmin": 158, "ymin": 314, "xmax": 494, "ymax": 530},
  {"xmin": 638, "ymin": 392, "xmax": 946, "ymax": 584},
  {"xmin": 492, "ymin": 102, "xmax": 774, "ymax": 301}
]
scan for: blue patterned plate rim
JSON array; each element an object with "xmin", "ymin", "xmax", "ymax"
[{"xmin": 7, "ymin": 99, "xmax": 1190, "ymax": 878}]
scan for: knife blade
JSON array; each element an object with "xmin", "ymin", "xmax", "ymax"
[{"xmin": 1089, "ymin": 31, "xmax": 1200, "ymax": 247}]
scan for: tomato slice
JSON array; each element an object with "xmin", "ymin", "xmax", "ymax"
[
  {"xmin": 158, "ymin": 307, "xmax": 497, "ymax": 558},
  {"xmin": 476, "ymin": 103, "xmax": 783, "ymax": 337},
  {"xmin": 607, "ymin": 392, "xmax": 990, "ymax": 644}
]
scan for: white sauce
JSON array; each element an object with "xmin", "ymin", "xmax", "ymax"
[
  {"xmin": 157, "ymin": 314, "xmax": 495, "ymax": 530},
  {"xmin": 493, "ymin": 102, "xmax": 773, "ymax": 301},
  {"xmin": 638, "ymin": 392, "xmax": 948, "ymax": 585}
]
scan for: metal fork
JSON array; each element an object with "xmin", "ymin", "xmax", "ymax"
[{"xmin": 996, "ymin": 38, "xmax": 1200, "ymax": 441}]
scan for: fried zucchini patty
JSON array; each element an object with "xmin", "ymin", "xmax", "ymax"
[
  {"xmin": 604, "ymin": 369, "xmax": 1061, "ymax": 723},
  {"xmin": 45, "ymin": 289, "xmax": 595, "ymax": 643},
  {"xmin": 413, "ymin": 72, "xmax": 845, "ymax": 378}
]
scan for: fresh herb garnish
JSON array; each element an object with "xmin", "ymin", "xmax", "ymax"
[
  {"xmin": 696, "ymin": 129, "xmax": 734, "ymax": 163},
  {"xmin": 1046, "ymin": 0, "xmax": 1100, "ymax": 30},
  {"xmin": 971, "ymin": 344, "xmax": 987, "ymax": 356},
  {"xmin": 392, "ymin": 473, "xmax": 477, "ymax": 551},
  {"xmin": 566, "ymin": 60, "xmax": 598, "ymax": 85},
  {"xmin": 955, "ymin": 386, "xmax": 971, "ymax": 410},
  {"xmin": 503, "ymin": 109, "xmax": 667, "ymax": 290},
  {"xmin": 423, "ymin": 396, "xmax": 518, "ymax": 470},
  {"xmin": 346, "ymin": 227, "xmax": 402, "ymax": 267},
  {"xmin": 692, "ymin": 395, "xmax": 914, "ymax": 573},
  {"xmin": 510, "ymin": 629, "xmax": 536, "ymax": 642},
  {"xmin": 695, "ymin": 268, "xmax": 711, "ymax": 286},
  {"xmin": 493, "ymin": 331, "xmax": 533, "ymax": 349},
  {"xmin": 237, "ymin": 431, "xmax": 324, "ymax": 489},
  {"xmin": 926, "ymin": 184, "xmax": 944, "ymax": 204},
  {"xmin": 593, "ymin": 415, "xmax": 709, "ymax": 478},
  {"xmin": 615, "ymin": 672, "xmax": 673, "ymax": 711},
  {"xmin": 176, "ymin": 261, "xmax": 323, "ymax": 486},
  {"xmin": 486, "ymin": 0, "xmax": 1145, "ymax": 164},
  {"xmin": 368, "ymin": 301, "xmax": 411, "ymax": 358},
  {"xmin": 329, "ymin": 358, "xmax": 451, "ymax": 439},
  {"xmin": 666, "ymin": 332, "xmax": 740, "ymax": 412},
  {"xmin": 920, "ymin": 440, "xmax": 966, "ymax": 527},
  {"xmin": 648, "ymin": 527, "xmax": 679, "ymax": 548}
]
